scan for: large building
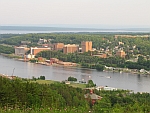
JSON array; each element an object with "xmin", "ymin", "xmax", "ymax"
[
  {"xmin": 15, "ymin": 47, "xmax": 30, "ymax": 56},
  {"xmin": 116, "ymin": 50, "xmax": 126, "ymax": 58},
  {"xmin": 53, "ymin": 43, "xmax": 64, "ymax": 51},
  {"xmin": 30, "ymin": 47, "xmax": 50, "ymax": 55},
  {"xmin": 63, "ymin": 44, "xmax": 79, "ymax": 54},
  {"xmin": 81, "ymin": 41, "xmax": 92, "ymax": 52}
]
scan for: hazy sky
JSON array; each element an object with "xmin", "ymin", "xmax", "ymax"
[{"xmin": 1, "ymin": 0, "xmax": 150, "ymax": 27}]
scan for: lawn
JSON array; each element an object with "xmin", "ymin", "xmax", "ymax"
[
  {"xmin": 31, "ymin": 80, "xmax": 86, "ymax": 89},
  {"xmin": 30, "ymin": 80, "xmax": 59, "ymax": 84}
]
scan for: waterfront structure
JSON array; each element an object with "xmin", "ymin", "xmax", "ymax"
[
  {"xmin": 15, "ymin": 46, "xmax": 30, "ymax": 56},
  {"xmin": 30, "ymin": 47, "xmax": 50, "ymax": 55},
  {"xmin": 116, "ymin": 50, "xmax": 126, "ymax": 58},
  {"xmin": 81, "ymin": 41, "xmax": 92, "ymax": 52},
  {"xmin": 26, "ymin": 54, "xmax": 35, "ymax": 59},
  {"xmin": 63, "ymin": 44, "xmax": 79, "ymax": 54},
  {"xmin": 53, "ymin": 43, "xmax": 64, "ymax": 51}
]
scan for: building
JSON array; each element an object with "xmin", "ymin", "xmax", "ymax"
[
  {"xmin": 93, "ymin": 53, "xmax": 107, "ymax": 58},
  {"xmin": 26, "ymin": 54, "xmax": 35, "ymax": 59},
  {"xmin": 116, "ymin": 50, "xmax": 126, "ymax": 58},
  {"xmin": 84, "ymin": 89, "xmax": 102, "ymax": 105},
  {"xmin": 21, "ymin": 41, "xmax": 31, "ymax": 45},
  {"xmin": 38, "ymin": 38, "xmax": 47, "ymax": 44},
  {"xmin": 30, "ymin": 47, "xmax": 50, "ymax": 55},
  {"xmin": 15, "ymin": 47, "xmax": 30, "ymax": 56},
  {"xmin": 53, "ymin": 43, "xmax": 64, "ymax": 51},
  {"xmin": 63, "ymin": 44, "xmax": 79, "ymax": 54},
  {"xmin": 81, "ymin": 41, "xmax": 92, "ymax": 52}
]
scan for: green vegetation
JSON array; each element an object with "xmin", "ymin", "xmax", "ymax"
[
  {"xmin": 68, "ymin": 76, "xmax": 77, "ymax": 82},
  {"xmin": 0, "ymin": 45, "xmax": 14, "ymax": 54},
  {"xmin": 86, "ymin": 80, "xmax": 96, "ymax": 88},
  {"xmin": 0, "ymin": 76, "xmax": 89, "ymax": 112},
  {"xmin": 1, "ymin": 76, "xmax": 150, "ymax": 112},
  {"xmin": 30, "ymin": 80, "xmax": 58, "ymax": 84}
]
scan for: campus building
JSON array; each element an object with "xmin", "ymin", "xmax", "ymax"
[
  {"xmin": 30, "ymin": 47, "xmax": 51, "ymax": 55},
  {"xmin": 53, "ymin": 43, "xmax": 64, "ymax": 51},
  {"xmin": 15, "ymin": 46, "xmax": 30, "ymax": 56},
  {"xmin": 63, "ymin": 44, "xmax": 79, "ymax": 54},
  {"xmin": 81, "ymin": 41, "xmax": 92, "ymax": 52}
]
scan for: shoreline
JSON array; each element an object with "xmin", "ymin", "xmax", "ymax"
[{"xmin": 1, "ymin": 53, "xmax": 150, "ymax": 76}]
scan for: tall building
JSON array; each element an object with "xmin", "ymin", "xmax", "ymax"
[
  {"xmin": 81, "ymin": 41, "xmax": 92, "ymax": 52},
  {"xmin": 63, "ymin": 44, "xmax": 79, "ymax": 54},
  {"xmin": 53, "ymin": 43, "xmax": 64, "ymax": 51},
  {"xmin": 30, "ymin": 47, "xmax": 50, "ymax": 55},
  {"xmin": 116, "ymin": 50, "xmax": 126, "ymax": 58},
  {"xmin": 15, "ymin": 47, "xmax": 30, "ymax": 56}
]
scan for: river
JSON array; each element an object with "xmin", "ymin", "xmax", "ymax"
[{"xmin": 0, "ymin": 55, "xmax": 150, "ymax": 93}]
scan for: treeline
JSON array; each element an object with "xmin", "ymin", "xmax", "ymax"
[
  {"xmin": 0, "ymin": 76, "xmax": 88, "ymax": 112},
  {"xmin": 93, "ymin": 89, "xmax": 150, "ymax": 112},
  {"xmin": 0, "ymin": 45, "xmax": 14, "ymax": 54},
  {"xmin": 1, "ymin": 77, "xmax": 150, "ymax": 112}
]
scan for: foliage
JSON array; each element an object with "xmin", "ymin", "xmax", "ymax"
[
  {"xmin": 0, "ymin": 76, "xmax": 88, "ymax": 111},
  {"xmin": 0, "ymin": 45, "xmax": 14, "ymax": 54},
  {"xmin": 1, "ymin": 77, "xmax": 150, "ymax": 112},
  {"xmin": 68, "ymin": 76, "xmax": 77, "ymax": 81},
  {"xmin": 86, "ymin": 80, "xmax": 96, "ymax": 88}
]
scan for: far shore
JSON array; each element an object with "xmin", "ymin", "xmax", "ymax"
[{"xmin": 1, "ymin": 53, "xmax": 150, "ymax": 76}]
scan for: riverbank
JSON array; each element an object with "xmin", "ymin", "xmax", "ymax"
[{"xmin": 1, "ymin": 53, "xmax": 150, "ymax": 76}]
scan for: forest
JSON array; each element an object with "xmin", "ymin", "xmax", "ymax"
[{"xmin": 0, "ymin": 76, "xmax": 150, "ymax": 113}]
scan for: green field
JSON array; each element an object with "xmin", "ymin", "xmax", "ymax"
[
  {"xmin": 30, "ymin": 80, "xmax": 59, "ymax": 84},
  {"xmin": 31, "ymin": 80, "xmax": 86, "ymax": 89}
]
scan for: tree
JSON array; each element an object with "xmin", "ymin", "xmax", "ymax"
[
  {"xmin": 86, "ymin": 80, "xmax": 96, "ymax": 88},
  {"xmin": 68, "ymin": 76, "xmax": 77, "ymax": 82},
  {"xmin": 39, "ymin": 76, "xmax": 45, "ymax": 80}
]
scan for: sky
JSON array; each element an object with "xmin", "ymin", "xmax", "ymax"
[{"xmin": 1, "ymin": 0, "xmax": 150, "ymax": 28}]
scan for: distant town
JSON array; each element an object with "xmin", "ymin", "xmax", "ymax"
[{"xmin": 12, "ymin": 34, "xmax": 150, "ymax": 75}]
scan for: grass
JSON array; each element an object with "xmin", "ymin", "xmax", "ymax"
[
  {"xmin": 30, "ymin": 80, "xmax": 86, "ymax": 89},
  {"xmin": 69, "ymin": 83, "xmax": 86, "ymax": 89},
  {"xmin": 30, "ymin": 80, "xmax": 59, "ymax": 84}
]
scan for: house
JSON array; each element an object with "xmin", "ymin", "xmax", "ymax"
[{"xmin": 84, "ymin": 89, "xmax": 102, "ymax": 105}]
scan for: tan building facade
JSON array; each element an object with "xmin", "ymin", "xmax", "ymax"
[
  {"xmin": 81, "ymin": 41, "xmax": 92, "ymax": 52},
  {"xmin": 53, "ymin": 43, "xmax": 64, "ymax": 51},
  {"xmin": 63, "ymin": 44, "xmax": 79, "ymax": 54},
  {"xmin": 116, "ymin": 50, "xmax": 126, "ymax": 58},
  {"xmin": 15, "ymin": 47, "xmax": 29, "ymax": 56},
  {"xmin": 30, "ymin": 47, "xmax": 50, "ymax": 55}
]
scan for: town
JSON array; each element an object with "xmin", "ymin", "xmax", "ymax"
[{"xmin": 12, "ymin": 34, "xmax": 150, "ymax": 75}]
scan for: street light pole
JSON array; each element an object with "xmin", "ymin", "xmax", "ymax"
[{"xmin": 12, "ymin": 68, "xmax": 15, "ymax": 76}]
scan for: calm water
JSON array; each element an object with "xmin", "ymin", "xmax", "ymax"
[{"xmin": 0, "ymin": 55, "xmax": 150, "ymax": 93}]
